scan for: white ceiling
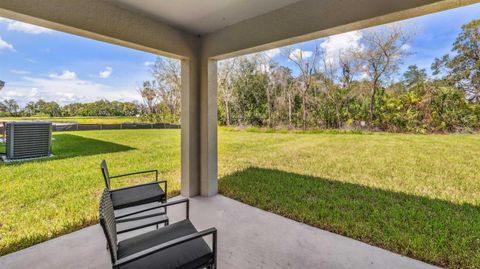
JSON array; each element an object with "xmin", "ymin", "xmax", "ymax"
[{"xmin": 108, "ymin": 0, "xmax": 303, "ymax": 35}]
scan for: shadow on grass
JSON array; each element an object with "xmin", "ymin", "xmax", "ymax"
[
  {"xmin": 54, "ymin": 133, "xmax": 134, "ymax": 156},
  {"xmin": 1, "ymin": 133, "xmax": 135, "ymax": 164},
  {"xmin": 219, "ymin": 167, "xmax": 480, "ymax": 269}
]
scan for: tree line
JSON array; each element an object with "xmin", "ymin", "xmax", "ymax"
[
  {"xmin": 217, "ymin": 20, "xmax": 480, "ymax": 133},
  {"xmin": 0, "ymin": 99, "xmax": 141, "ymax": 117}
]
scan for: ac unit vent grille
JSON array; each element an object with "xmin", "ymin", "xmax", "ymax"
[{"xmin": 6, "ymin": 122, "xmax": 52, "ymax": 160}]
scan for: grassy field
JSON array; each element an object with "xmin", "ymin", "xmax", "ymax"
[
  {"xmin": 0, "ymin": 129, "xmax": 479, "ymax": 268},
  {"xmin": 0, "ymin": 116, "xmax": 143, "ymax": 124}
]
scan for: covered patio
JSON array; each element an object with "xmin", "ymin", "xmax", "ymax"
[
  {"xmin": 0, "ymin": 0, "xmax": 474, "ymax": 198},
  {"xmin": 0, "ymin": 0, "xmax": 476, "ymax": 268},
  {"xmin": 0, "ymin": 195, "xmax": 438, "ymax": 269}
]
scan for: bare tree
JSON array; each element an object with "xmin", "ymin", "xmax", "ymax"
[
  {"xmin": 152, "ymin": 57, "xmax": 182, "ymax": 122},
  {"xmin": 285, "ymin": 46, "xmax": 320, "ymax": 130},
  {"xmin": 1, "ymin": 99, "xmax": 20, "ymax": 116},
  {"xmin": 138, "ymin": 81, "xmax": 157, "ymax": 114},
  {"xmin": 258, "ymin": 53, "xmax": 279, "ymax": 128},
  {"xmin": 317, "ymin": 48, "xmax": 359, "ymax": 128},
  {"xmin": 356, "ymin": 24, "xmax": 413, "ymax": 122},
  {"xmin": 273, "ymin": 66, "xmax": 295, "ymax": 128},
  {"xmin": 218, "ymin": 58, "xmax": 238, "ymax": 126}
]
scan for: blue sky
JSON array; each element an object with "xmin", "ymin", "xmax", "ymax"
[
  {"xmin": 265, "ymin": 3, "xmax": 480, "ymax": 77},
  {"xmin": 0, "ymin": 18, "xmax": 158, "ymax": 105},
  {"xmin": 0, "ymin": 3, "xmax": 479, "ymax": 106}
]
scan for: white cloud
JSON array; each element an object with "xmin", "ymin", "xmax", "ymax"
[
  {"xmin": 99, "ymin": 67, "xmax": 113, "ymax": 78},
  {"xmin": 401, "ymin": 44, "xmax": 411, "ymax": 51},
  {"xmin": 320, "ymin": 30, "xmax": 363, "ymax": 66},
  {"xmin": 144, "ymin": 61, "xmax": 154, "ymax": 67},
  {"xmin": 264, "ymin": 48, "xmax": 281, "ymax": 59},
  {"xmin": 2, "ymin": 75, "xmax": 141, "ymax": 106},
  {"xmin": 10, "ymin": 69, "xmax": 30, "ymax": 75},
  {"xmin": 3, "ymin": 90, "xmax": 24, "ymax": 98},
  {"xmin": 359, "ymin": 71, "xmax": 369, "ymax": 80},
  {"xmin": 29, "ymin": 88, "xmax": 39, "ymax": 98},
  {"xmin": 49, "ymin": 70, "xmax": 77, "ymax": 80},
  {"xmin": 0, "ymin": 36, "xmax": 15, "ymax": 51},
  {"xmin": 288, "ymin": 49, "xmax": 313, "ymax": 61},
  {"xmin": 0, "ymin": 18, "xmax": 53, "ymax": 34}
]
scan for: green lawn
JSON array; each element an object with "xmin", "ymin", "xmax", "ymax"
[
  {"xmin": 0, "ymin": 116, "xmax": 143, "ymax": 124},
  {"xmin": 1, "ymin": 129, "xmax": 479, "ymax": 268}
]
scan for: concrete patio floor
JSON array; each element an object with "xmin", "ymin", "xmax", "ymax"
[{"xmin": 0, "ymin": 195, "xmax": 439, "ymax": 269}]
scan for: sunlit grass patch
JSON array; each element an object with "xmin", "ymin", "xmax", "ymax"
[{"xmin": 1, "ymin": 128, "xmax": 479, "ymax": 268}]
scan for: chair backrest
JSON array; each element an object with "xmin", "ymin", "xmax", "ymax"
[
  {"xmin": 99, "ymin": 188, "xmax": 118, "ymax": 263},
  {"xmin": 100, "ymin": 160, "xmax": 111, "ymax": 189}
]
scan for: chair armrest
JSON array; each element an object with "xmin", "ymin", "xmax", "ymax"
[
  {"xmin": 158, "ymin": 180, "xmax": 167, "ymax": 198},
  {"xmin": 110, "ymin": 169, "xmax": 158, "ymax": 181},
  {"xmin": 110, "ymin": 180, "xmax": 167, "ymax": 196},
  {"xmin": 114, "ymin": 227, "xmax": 217, "ymax": 267},
  {"xmin": 110, "ymin": 182, "xmax": 159, "ymax": 192},
  {"xmin": 115, "ymin": 198, "xmax": 189, "ymax": 220},
  {"xmin": 109, "ymin": 170, "xmax": 167, "ymax": 197}
]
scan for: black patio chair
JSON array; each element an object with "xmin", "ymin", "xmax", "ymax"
[
  {"xmin": 101, "ymin": 160, "xmax": 167, "ymax": 211},
  {"xmin": 99, "ymin": 189, "xmax": 217, "ymax": 269}
]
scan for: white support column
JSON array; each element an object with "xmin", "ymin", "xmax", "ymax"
[
  {"xmin": 181, "ymin": 54, "xmax": 217, "ymax": 197},
  {"xmin": 181, "ymin": 57, "xmax": 201, "ymax": 197},
  {"xmin": 200, "ymin": 58, "xmax": 218, "ymax": 196}
]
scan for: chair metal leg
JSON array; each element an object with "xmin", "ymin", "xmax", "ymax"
[
  {"xmin": 213, "ymin": 230, "xmax": 217, "ymax": 269},
  {"xmin": 164, "ymin": 197, "xmax": 168, "ymax": 216}
]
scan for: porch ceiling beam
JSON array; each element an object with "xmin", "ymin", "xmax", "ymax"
[
  {"xmin": 0, "ymin": 0, "xmax": 199, "ymax": 59},
  {"xmin": 202, "ymin": 0, "xmax": 478, "ymax": 60}
]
